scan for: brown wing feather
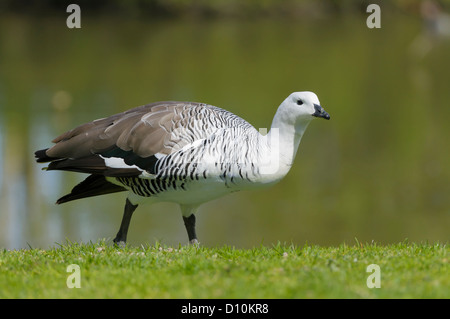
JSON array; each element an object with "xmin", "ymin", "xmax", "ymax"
[
  {"xmin": 38, "ymin": 101, "xmax": 253, "ymax": 176},
  {"xmin": 45, "ymin": 102, "xmax": 181, "ymax": 160}
]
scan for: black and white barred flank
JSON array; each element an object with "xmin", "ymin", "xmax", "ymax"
[{"xmin": 35, "ymin": 102, "xmax": 264, "ymax": 203}]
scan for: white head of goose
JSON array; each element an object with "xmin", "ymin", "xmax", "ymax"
[{"xmin": 35, "ymin": 91, "xmax": 330, "ymax": 245}]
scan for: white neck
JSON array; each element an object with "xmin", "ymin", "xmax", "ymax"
[{"xmin": 258, "ymin": 108, "xmax": 312, "ymax": 184}]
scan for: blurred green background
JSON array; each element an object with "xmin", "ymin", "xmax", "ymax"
[{"xmin": 0, "ymin": 0, "xmax": 449, "ymax": 249}]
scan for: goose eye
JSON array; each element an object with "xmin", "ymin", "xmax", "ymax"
[{"xmin": 297, "ymin": 100, "xmax": 303, "ymax": 105}]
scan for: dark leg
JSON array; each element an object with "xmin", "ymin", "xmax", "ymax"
[
  {"xmin": 113, "ymin": 198, "xmax": 138, "ymax": 246},
  {"xmin": 183, "ymin": 214, "xmax": 198, "ymax": 245}
]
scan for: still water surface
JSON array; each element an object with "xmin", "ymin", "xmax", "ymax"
[{"xmin": 0, "ymin": 13, "xmax": 449, "ymax": 249}]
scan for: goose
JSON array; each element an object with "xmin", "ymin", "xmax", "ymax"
[{"xmin": 35, "ymin": 91, "xmax": 330, "ymax": 245}]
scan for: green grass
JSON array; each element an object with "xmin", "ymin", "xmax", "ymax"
[{"xmin": 0, "ymin": 240, "xmax": 448, "ymax": 298}]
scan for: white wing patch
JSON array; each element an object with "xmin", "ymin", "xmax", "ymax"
[{"xmin": 100, "ymin": 155, "xmax": 144, "ymax": 171}]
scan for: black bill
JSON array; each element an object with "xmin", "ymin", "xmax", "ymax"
[{"xmin": 313, "ymin": 103, "xmax": 330, "ymax": 120}]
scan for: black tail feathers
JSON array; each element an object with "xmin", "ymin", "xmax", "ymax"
[
  {"xmin": 35, "ymin": 148, "xmax": 56, "ymax": 163},
  {"xmin": 57, "ymin": 174, "xmax": 126, "ymax": 204}
]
